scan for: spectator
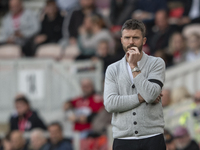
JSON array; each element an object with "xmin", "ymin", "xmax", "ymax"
[
  {"xmin": 91, "ymin": 108, "xmax": 111, "ymax": 135},
  {"xmin": 30, "ymin": 129, "xmax": 49, "ymax": 150},
  {"xmin": 10, "ymin": 131, "xmax": 28, "ymax": 150},
  {"xmin": 132, "ymin": 0, "xmax": 167, "ymax": 23},
  {"xmin": 68, "ymin": 0, "xmax": 98, "ymax": 44},
  {"xmin": 171, "ymin": 86, "xmax": 191, "ymax": 104},
  {"xmin": 162, "ymin": 89, "xmax": 172, "ymax": 108},
  {"xmin": 164, "ymin": 129, "xmax": 177, "ymax": 150},
  {"xmin": 185, "ymin": 33, "xmax": 200, "ymax": 62},
  {"xmin": 0, "ymin": 0, "xmax": 40, "ymax": 56},
  {"xmin": 9, "ymin": 95, "xmax": 46, "ymax": 131},
  {"xmin": 24, "ymin": 0, "xmax": 64, "ymax": 56},
  {"xmin": 173, "ymin": 126, "xmax": 199, "ymax": 150},
  {"xmin": 182, "ymin": 0, "xmax": 200, "ymax": 24},
  {"xmin": 154, "ymin": 49, "xmax": 173, "ymax": 68},
  {"xmin": 168, "ymin": 32, "xmax": 186, "ymax": 64},
  {"xmin": 77, "ymin": 14, "xmax": 114, "ymax": 59},
  {"xmin": 93, "ymin": 40, "xmax": 117, "ymax": 73},
  {"xmin": 47, "ymin": 122, "xmax": 73, "ymax": 150},
  {"xmin": 147, "ymin": 10, "xmax": 177, "ymax": 54},
  {"xmin": 64, "ymin": 78, "xmax": 104, "ymax": 138},
  {"xmin": 110, "ymin": 0, "xmax": 136, "ymax": 26},
  {"xmin": 167, "ymin": 0, "xmax": 190, "ymax": 27},
  {"xmin": 2, "ymin": 133, "xmax": 12, "ymax": 150}
]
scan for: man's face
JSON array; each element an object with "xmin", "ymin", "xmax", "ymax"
[
  {"xmin": 10, "ymin": 131, "xmax": 25, "ymax": 150},
  {"xmin": 187, "ymin": 35, "xmax": 200, "ymax": 50},
  {"xmin": 9, "ymin": 0, "xmax": 23, "ymax": 15},
  {"xmin": 48, "ymin": 125, "xmax": 63, "ymax": 145},
  {"xmin": 97, "ymin": 42, "xmax": 109, "ymax": 57},
  {"xmin": 155, "ymin": 11, "xmax": 168, "ymax": 31},
  {"xmin": 80, "ymin": 0, "xmax": 94, "ymax": 9},
  {"xmin": 174, "ymin": 135, "xmax": 191, "ymax": 149},
  {"xmin": 30, "ymin": 134, "xmax": 45, "ymax": 150},
  {"xmin": 15, "ymin": 101, "xmax": 29, "ymax": 116},
  {"xmin": 121, "ymin": 29, "xmax": 146, "ymax": 53},
  {"xmin": 81, "ymin": 79, "xmax": 94, "ymax": 97},
  {"xmin": 46, "ymin": 3, "xmax": 58, "ymax": 16}
]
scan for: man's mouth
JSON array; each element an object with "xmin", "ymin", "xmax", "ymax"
[{"xmin": 127, "ymin": 45, "xmax": 136, "ymax": 49}]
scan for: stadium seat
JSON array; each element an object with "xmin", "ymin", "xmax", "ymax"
[
  {"xmin": 36, "ymin": 43, "xmax": 62, "ymax": 60},
  {"xmin": 0, "ymin": 44, "xmax": 21, "ymax": 59},
  {"xmin": 62, "ymin": 44, "xmax": 80, "ymax": 60}
]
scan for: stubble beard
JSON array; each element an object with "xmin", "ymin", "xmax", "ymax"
[{"xmin": 123, "ymin": 43, "xmax": 143, "ymax": 53}]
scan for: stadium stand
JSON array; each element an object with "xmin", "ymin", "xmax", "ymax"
[
  {"xmin": 1, "ymin": 0, "xmax": 200, "ymax": 150},
  {"xmin": 0, "ymin": 44, "xmax": 21, "ymax": 59},
  {"xmin": 36, "ymin": 44, "xmax": 62, "ymax": 60}
]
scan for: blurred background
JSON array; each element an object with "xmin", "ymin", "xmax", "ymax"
[{"xmin": 0, "ymin": 0, "xmax": 200, "ymax": 150}]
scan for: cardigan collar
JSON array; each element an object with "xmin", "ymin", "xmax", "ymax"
[{"xmin": 121, "ymin": 51, "xmax": 148, "ymax": 85}]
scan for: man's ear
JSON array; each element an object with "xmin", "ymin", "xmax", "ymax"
[{"xmin": 143, "ymin": 37, "xmax": 147, "ymax": 45}]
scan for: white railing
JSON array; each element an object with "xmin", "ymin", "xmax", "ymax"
[
  {"xmin": 0, "ymin": 59, "xmax": 103, "ymax": 125},
  {"xmin": 164, "ymin": 58, "xmax": 200, "ymax": 94}
]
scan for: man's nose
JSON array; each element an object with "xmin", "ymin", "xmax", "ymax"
[{"xmin": 129, "ymin": 38, "xmax": 134, "ymax": 44}]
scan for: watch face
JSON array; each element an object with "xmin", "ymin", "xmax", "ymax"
[{"xmin": 132, "ymin": 67, "xmax": 140, "ymax": 72}]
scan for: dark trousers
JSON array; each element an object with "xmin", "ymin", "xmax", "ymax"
[{"xmin": 113, "ymin": 134, "xmax": 166, "ymax": 150}]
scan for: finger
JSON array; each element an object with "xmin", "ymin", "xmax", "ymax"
[
  {"xmin": 160, "ymin": 93, "xmax": 163, "ymax": 97},
  {"xmin": 130, "ymin": 47, "xmax": 140, "ymax": 54}
]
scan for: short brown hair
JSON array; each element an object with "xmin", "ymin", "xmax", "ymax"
[
  {"xmin": 121, "ymin": 19, "xmax": 146, "ymax": 37},
  {"xmin": 48, "ymin": 122, "xmax": 63, "ymax": 131}
]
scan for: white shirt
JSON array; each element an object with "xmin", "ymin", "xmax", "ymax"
[
  {"xmin": 186, "ymin": 50, "xmax": 200, "ymax": 62},
  {"xmin": 189, "ymin": 0, "xmax": 200, "ymax": 19},
  {"xmin": 118, "ymin": 61, "xmax": 161, "ymax": 140}
]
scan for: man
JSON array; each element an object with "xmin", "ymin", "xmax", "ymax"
[
  {"xmin": 68, "ymin": 0, "xmax": 97, "ymax": 44},
  {"xmin": 147, "ymin": 10, "xmax": 177, "ymax": 54},
  {"xmin": 0, "ymin": 0, "xmax": 39, "ymax": 56},
  {"xmin": 24, "ymin": 0, "xmax": 64, "ymax": 56},
  {"xmin": 10, "ymin": 95, "xmax": 46, "ymax": 131},
  {"xmin": 104, "ymin": 19, "xmax": 166, "ymax": 150},
  {"xmin": 64, "ymin": 78, "xmax": 104, "ymax": 137},
  {"xmin": 10, "ymin": 131, "xmax": 28, "ymax": 150},
  {"xmin": 173, "ymin": 126, "xmax": 199, "ymax": 150},
  {"xmin": 164, "ymin": 129, "xmax": 177, "ymax": 150},
  {"xmin": 30, "ymin": 129, "xmax": 49, "ymax": 150},
  {"xmin": 47, "ymin": 122, "xmax": 73, "ymax": 150}
]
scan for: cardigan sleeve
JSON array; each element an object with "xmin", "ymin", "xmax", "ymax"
[
  {"xmin": 104, "ymin": 65, "xmax": 141, "ymax": 113},
  {"xmin": 133, "ymin": 58, "xmax": 165, "ymax": 104}
]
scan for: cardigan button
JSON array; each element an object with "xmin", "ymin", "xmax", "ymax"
[
  {"xmin": 134, "ymin": 121, "xmax": 137, "ymax": 125},
  {"xmin": 135, "ymin": 131, "xmax": 138, "ymax": 134},
  {"xmin": 132, "ymin": 84, "xmax": 135, "ymax": 88},
  {"xmin": 133, "ymin": 112, "xmax": 136, "ymax": 115}
]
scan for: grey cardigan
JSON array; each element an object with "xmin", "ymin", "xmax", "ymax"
[{"xmin": 104, "ymin": 52, "xmax": 165, "ymax": 139}]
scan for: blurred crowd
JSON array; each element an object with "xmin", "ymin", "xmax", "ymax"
[
  {"xmin": 0, "ymin": 78, "xmax": 111, "ymax": 150},
  {"xmin": 0, "ymin": 0, "xmax": 200, "ymax": 69},
  {"xmin": 162, "ymin": 87, "xmax": 200, "ymax": 150},
  {"xmin": 0, "ymin": 0, "xmax": 200, "ymax": 150}
]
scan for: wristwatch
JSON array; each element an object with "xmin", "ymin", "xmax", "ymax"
[{"xmin": 131, "ymin": 66, "xmax": 140, "ymax": 72}]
